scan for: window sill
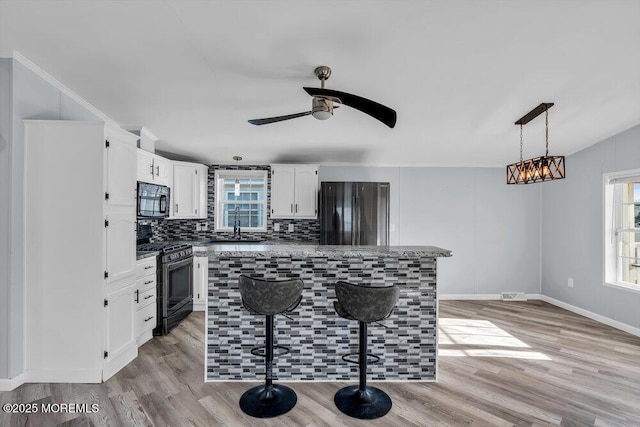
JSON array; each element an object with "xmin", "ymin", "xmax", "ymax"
[
  {"xmin": 603, "ymin": 281, "xmax": 640, "ymax": 295},
  {"xmin": 214, "ymin": 228, "xmax": 267, "ymax": 233}
]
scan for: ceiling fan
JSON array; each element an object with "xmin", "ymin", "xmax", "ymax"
[{"xmin": 248, "ymin": 66, "xmax": 397, "ymax": 128}]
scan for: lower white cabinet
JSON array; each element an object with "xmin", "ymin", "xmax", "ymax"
[
  {"xmin": 193, "ymin": 254, "xmax": 208, "ymax": 311},
  {"xmin": 135, "ymin": 257, "xmax": 157, "ymax": 345},
  {"xmin": 103, "ymin": 283, "xmax": 138, "ymax": 381}
]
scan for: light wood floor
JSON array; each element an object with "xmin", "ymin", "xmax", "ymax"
[{"xmin": 2, "ymin": 300, "xmax": 639, "ymax": 426}]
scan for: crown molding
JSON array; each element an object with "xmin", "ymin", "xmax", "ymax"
[{"xmin": 0, "ymin": 49, "xmax": 118, "ymax": 126}]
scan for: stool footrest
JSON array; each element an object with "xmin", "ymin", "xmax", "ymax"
[
  {"xmin": 251, "ymin": 344, "xmax": 290, "ymax": 358},
  {"xmin": 341, "ymin": 352, "xmax": 381, "ymax": 365}
]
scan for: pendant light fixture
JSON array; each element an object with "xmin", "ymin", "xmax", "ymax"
[
  {"xmin": 506, "ymin": 103, "xmax": 565, "ymax": 185},
  {"xmin": 233, "ymin": 156, "xmax": 242, "ymax": 196}
]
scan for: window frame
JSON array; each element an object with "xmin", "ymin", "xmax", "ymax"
[
  {"xmin": 603, "ymin": 169, "xmax": 640, "ymax": 294},
  {"xmin": 214, "ymin": 169, "xmax": 268, "ymax": 232}
]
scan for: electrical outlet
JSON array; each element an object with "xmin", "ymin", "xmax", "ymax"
[
  {"xmin": 568, "ymin": 278, "xmax": 574, "ymax": 288},
  {"xmin": 288, "ymin": 224, "xmax": 294, "ymax": 232},
  {"xmin": 201, "ymin": 223, "xmax": 208, "ymax": 231},
  {"xmin": 195, "ymin": 223, "xmax": 201, "ymax": 231},
  {"xmin": 273, "ymin": 223, "xmax": 280, "ymax": 232}
]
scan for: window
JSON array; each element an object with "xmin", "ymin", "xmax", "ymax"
[
  {"xmin": 214, "ymin": 170, "xmax": 267, "ymax": 231},
  {"xmin": 604, "ymin": 169, "xmax": 640, "ymax": 291}
]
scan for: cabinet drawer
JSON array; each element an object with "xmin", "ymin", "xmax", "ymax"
[
  {"xmin": 137, "ymin": 286, "xmax": 156, "ymax": 309},
  {"xmin": 136, "ymin": 275, "xmax": 156, "ymax": 292},
  {"xmin": 136, "ymin": 303, "xmax": 157, "ymax": 335},
  {"xmin": 135, "ymin": 258, "xmax": 156, "ymax": 278}
]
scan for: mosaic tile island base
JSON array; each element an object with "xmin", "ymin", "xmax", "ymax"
[{"xmin": 203, "ymin": 244, "xmax": 452, "ymax": 382}]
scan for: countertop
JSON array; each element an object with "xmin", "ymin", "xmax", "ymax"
[
  {"xmin": 136, "ymin": 251, "xmax": 159, "ymax": 261},
  {"xmin": 195, "ymin": 243, "xmax": 452, "ymax": 258}
]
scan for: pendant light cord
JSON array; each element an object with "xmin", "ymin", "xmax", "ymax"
[
  {"xmin": 545, "ymin": 108, "xmax": 549, "ymax": 156},
  {"xmin": 519, "ymin": 124, "xmax": 523, "ymax": 162}
]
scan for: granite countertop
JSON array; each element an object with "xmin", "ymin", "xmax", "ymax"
[
  {"xmin": 136, "ymin": 251, "xmax": 159, "ymax": 261},
  {"xmin": 196, "ymin": 243, "xmax": 452, "ymax": 258}
]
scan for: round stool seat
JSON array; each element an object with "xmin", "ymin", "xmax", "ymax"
[
  {"xmin": 334, "ymin": 281, "xmax": 399, "ymax": 323},
  {"xmin": 239, "ymin": 275, "xmax": 303, "ymax": 316}
]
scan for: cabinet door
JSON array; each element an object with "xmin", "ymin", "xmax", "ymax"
[
  {"xmin": 137, "ymin": 149, "xmax": 155, "ymax": 183},
  {"xmin": 270, "ymin": 166, "xmax": 295, "ymax": 218},
  {"xmin": 103, "ymin": 283, "xmax": 137, "ymax": 380},
  {"xmin": 197, "ymin": 165, "xmax": 208, "ymax": 219},
  {"xmin": 105, "ymin": 212, "xmax": 136, "ymax": 289},
  {"xmin": 294, "ymin": 166, "xmax": 318, "ymax": 218},
  {"xmin": 153, "ymin": 156, "xmax": 170, "ymax": 186},
  {"xmin": 106, "ymin": 132, "xmax": 137, "ymax": 208},
  {"xmin": 173, "ymin": 164, "xmax": 198, "ymax": 218}
]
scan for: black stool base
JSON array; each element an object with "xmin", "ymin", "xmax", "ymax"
[
  {"xmin": 334, "ymin": 385, "xmax": 392, "ymax": 419},
  {"xmin": 239, "ymin": 384, "xmax": 297, "ymax": 418}
]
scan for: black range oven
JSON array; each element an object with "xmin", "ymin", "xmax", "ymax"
[
  {"xmin": 137, "ymin": 225, "xmax": 193, "ymax": 335},
  {"xmin": 160, "ymin": 245, "xmax": 193, "ymax": 334}
]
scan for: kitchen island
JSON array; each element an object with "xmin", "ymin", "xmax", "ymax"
[{"xmin": 199, "ymin": 244, "xmax": 451, "ymax": 382}]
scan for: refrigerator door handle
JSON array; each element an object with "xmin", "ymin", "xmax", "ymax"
[{"xmin": 351, "ymin": 194, "xmax": 357, "ymax": 246}]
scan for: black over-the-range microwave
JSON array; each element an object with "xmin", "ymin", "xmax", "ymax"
[{"xmin": 137, "ymin": 181, "xmax": 170, "ymax": 218}]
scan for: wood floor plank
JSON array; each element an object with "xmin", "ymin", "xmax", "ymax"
[{"xmin": 1, "ymin": 300, "xmax": 639, "ymax": 426}]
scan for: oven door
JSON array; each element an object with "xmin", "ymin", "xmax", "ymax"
[{"xmin": 163, "ymin": 256, "xmax": 193, "ymax": 315}]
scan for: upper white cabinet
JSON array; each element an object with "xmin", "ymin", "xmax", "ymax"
[
  {"xmin": 23, "ymin": 120, "xmax": 138, "ymax": 384},
  {"xmin": 137, "ymin": 149, "xmax": 169, "ymax": 186},
  {"xmin": 171, "ymin": 161, "xmax": 208, "ymax": 219},
  {"xmin": 270, "ymin": 164, "xmax": 319, "ymax": 219}
]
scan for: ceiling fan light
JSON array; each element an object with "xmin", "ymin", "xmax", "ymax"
[
  {"xmin": 312, "ymin": 97, "xmax": 333, "ymax": 120},
  {"xmin": 312, "ymin": 110, "xmax": 332, "ymax": 120}
]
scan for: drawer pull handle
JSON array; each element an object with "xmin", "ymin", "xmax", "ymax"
[
  {"xmin": 144, "ymin": 316, "xmax": 154, "ymax": 322},
  {"xmin": 144, "ymin": 265, "xmax": 153, "ymax": 270},
  {"xmin": 144, "ymin": 280, "xmax": 153, "ymax": 284},
  {"xmin": 144, "ymin": 295, "xmax": 153, "ymax": 300}
]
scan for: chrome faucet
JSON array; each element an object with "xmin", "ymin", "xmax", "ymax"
[{"xmin": 233, "ymin": 206, "xmax": 241, "ymax": 239}]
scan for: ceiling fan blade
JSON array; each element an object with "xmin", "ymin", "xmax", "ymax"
[
  {"xmin": 303, "ymin": 87, "xmax": 396, "ymax": 128},
  {"xmin": 248, "ymin": 111, "xmax": 312, "ymax": 125}
]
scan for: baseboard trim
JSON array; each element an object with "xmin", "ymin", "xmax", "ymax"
[
  {"xmin": 440, "ymin": 294, "xmax": 542, "ymax": 301},
  {"xmin": 440, "ymin": 294, "xmax": 500, "ymax": 300},
  {"xmin": 539, "ymin": 295, "xmax": 640, "ymax": 337},
  {"xmin": 0, "ymin": 374, "xmax": 25, "ymax": 391},
  {"xmin": 23, "ymin": 369, "xmax": 102, "ymax": 384}
]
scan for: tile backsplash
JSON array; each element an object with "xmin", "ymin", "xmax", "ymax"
[{"xmin": 138, "ymin": 164, "xmax": 320, "ymax": 243}]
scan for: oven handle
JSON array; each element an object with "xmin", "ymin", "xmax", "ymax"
[{"xmin": 165, "ymin": 256, "xmax": 193, "ymax": 271}]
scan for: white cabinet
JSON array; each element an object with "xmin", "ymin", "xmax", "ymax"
[
  {"xmin": 23, "ymin": 120, "xmax": 138, "ymax": 384},
  {"xmin": 270, "ymin": 164, "xmax": 318, "ymax": 219},
  {"xmin": 103, "ymin": 283, "xmax": 137, "ymax": 381},
  {"xmin": 136, "ymin": 149, "xmax": 169, "ymax": 186},
  {"xmin": 105, "ymin": 212, "xmax": 136, "ymax": 290},
  {"xmin": 192, "ymin": 255, "xmax": 208, "ymax": 311},
  {"xmin": 135, "ymin": 257, "xmax": 157, "ymax": 346},
  {"xmin": 171, "ymin": 161, "xmax": 208, "ymax": 219}
]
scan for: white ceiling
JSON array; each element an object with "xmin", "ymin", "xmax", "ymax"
[{"xmin": 1, "ymin": 0, "xmax": 639, "ymax": 166}]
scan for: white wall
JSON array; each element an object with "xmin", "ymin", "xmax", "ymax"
[
  {"xmin": 319, "ymin": 166, "xmax": 541, "ymax": 296},
  {"xmin": 0, "ymin": 58, "xmax": 11, "ymax": 381},
  {"xmin": 541, "ymin": 125, "xmax": 640, "ymax": 330},
  {"xmin": 0, "ymin": 58, "xmax": 100, "ymax": 380}
]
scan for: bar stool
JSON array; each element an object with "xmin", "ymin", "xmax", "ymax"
[
  {"xmin": 238, "ymin": 275, "xmax": 304, "ymax": 418},
  {"xmin": 333, "ymin": 281, "xmax": 399, "ymax": 420}
]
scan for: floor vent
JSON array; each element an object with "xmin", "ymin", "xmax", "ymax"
[{"xmin": 501, "ymin": 292, "xmax": 527, "ymax": 301}]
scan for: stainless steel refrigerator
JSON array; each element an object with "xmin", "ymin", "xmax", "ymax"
[{"xmin": 320, "ymin": 182, "xmax": 390, "ymax": 245}]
